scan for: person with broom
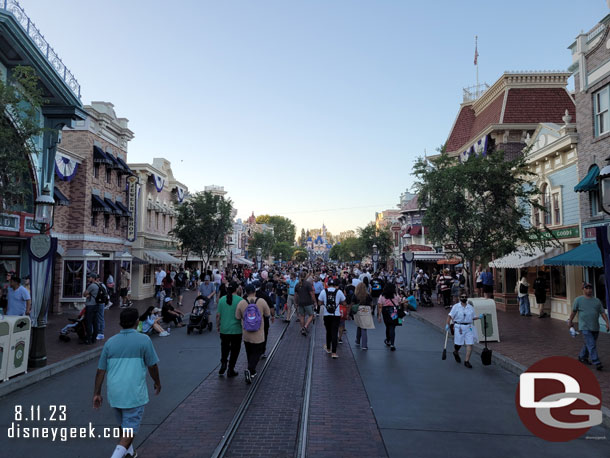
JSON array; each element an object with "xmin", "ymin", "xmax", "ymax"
[{"xmin": 445, "ymin": 289, "xmax": 483, "ymax": 368}]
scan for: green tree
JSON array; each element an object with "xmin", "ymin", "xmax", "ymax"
[
  {"xmin": 171, "ymin": 191, "xmax": 233, "ymax": 272},
  {"xmin": 0, "ymin": 66, "xmax": 46, "ymax": 211},
  {"xmin": 292, "ymin": 249, "xmax": 308, "ymax": 262},
  {"xmin": 249, "ymin": 231, "xmax": 275, "ymax": 257},
  {"xmin": 272, "ymin": 241, "xmax": 295, "ymax": 261},
  {"xmin": 358, "ymin": 223, "xmax": 393, "ymax": 260},
  {"xmin": 412, "ymin": 146, "xmax": 549, "ymax": 267},
  {"xmin": 298, "ymin": 228, "xmax": 307, "ymax": 247}
]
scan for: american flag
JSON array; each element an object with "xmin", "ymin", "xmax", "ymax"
[{"xmin": 474, "ymin": 36, "xmax": 479, "ymax": 66}]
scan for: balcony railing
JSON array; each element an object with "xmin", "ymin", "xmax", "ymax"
[
  {"xmin": 1, "ymin": 0, "xmax": 81, "ymax": 99},
  {"xmin": 463, "ymin": 83, "xmax": 490, "ymax": 102}
]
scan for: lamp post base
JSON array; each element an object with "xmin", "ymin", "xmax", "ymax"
[{"xmin": 28, "ymin": 326, "xmax": 47, "ymax": 368}]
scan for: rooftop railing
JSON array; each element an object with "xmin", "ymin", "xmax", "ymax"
[
  {"xmin": 462, "ymin": 83, "xmax": 489, "ymax": 102},
  {"xmin": 2, "ymin": 0, "xmax": 81, "ymax": 99}
]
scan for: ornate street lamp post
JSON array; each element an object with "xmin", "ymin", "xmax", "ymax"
[
  {"xmin": 372, "ymin": 244, "xmax": 379, "ymax": 273},
  {"xmin": 256, "ymin": 247, "xmax": 262, "ymax": 271},
  {"xmin": 599, "ymin": 157, "xmax": 610, "ymax": 215}
]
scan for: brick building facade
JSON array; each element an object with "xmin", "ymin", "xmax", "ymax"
[{"xmin": 51, "ymin": 102, "xmax": 135, "ymax": 312}]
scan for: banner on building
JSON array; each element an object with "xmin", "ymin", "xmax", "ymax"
[
  {"xmin": 127, "ymin": 175, "xmax": 138, "ymax": 242},
  {"xmin": 28, "ymin": 235, "xmax": 57, "ymax": 327}
]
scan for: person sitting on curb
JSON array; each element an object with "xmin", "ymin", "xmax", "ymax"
[
  {"xmin": 140, "ymin": 306, "xmax": 169, "ymax": 337},
  {"xmin": 161, "ymin": 297, "xmax": 184, "ymax": 328}
]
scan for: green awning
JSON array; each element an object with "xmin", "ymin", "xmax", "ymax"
[
  {"xmin": 574, "ymin": 165, "xmax": 599, "ymax": 192},
  {"xmin": 544, "ymin": 243, "xmax": 602, "ymax": 267}
]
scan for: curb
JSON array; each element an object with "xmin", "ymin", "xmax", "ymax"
[
  {"xmin": 410, "ymin": 311, "xmax": 610, "ymax": 431},
  {"xmin": 0, "ymin": 346, "xmax": 103, "ymax": 399}
]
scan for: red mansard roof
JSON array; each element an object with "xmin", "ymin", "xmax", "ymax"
[{"xmin": 445, "ymin": 85, "xmax": 575, "ymax": 154}]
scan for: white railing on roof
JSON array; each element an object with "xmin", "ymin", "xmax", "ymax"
[
  {"xmin": 1, "ymin": 0, "xmax": 81, "ymax": 99},
  {"xmin": 587, "ymin": 23, "xmax": 606, "ymax": 42},
  {"xmin": 463, "ymin": 83, "xmax": 489, "ymax": 102}
]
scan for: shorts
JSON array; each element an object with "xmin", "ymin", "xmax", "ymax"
[
  {"xmin": 120, "ymin": 288, "xmax": 128, "ymax": 298},
  {"xmin": 476, "ymin": 282, "xmax": 483, "ymax": 289},
  {"xmin": 298, "ymin": 305, "xmax": 314, "ymax": 316},
  {"xmin": 113, "ymin": 405, "xmax": 145, "ymax": 434},
  {"xmin": 177, "ymin": 287, "xmax": 185, "ymax": 296},
  {"xmin": 482, "ymin": 284, "xmax": 493, "ymax": 294},
  {"xmin": 453, "ymin": 324, "xmax": 475, "ymax": 345}
]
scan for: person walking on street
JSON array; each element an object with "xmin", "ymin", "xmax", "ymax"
[
  {"xmin": 255, "ymin": 281, "xmax": 275, "ymax": 358},
  {"xmin": 377, "ymin": 283, "xmax": 402, "ymax": 351},
  {"xmin": 175, "ymin": 267, "xmax": 187, "ymax": 306},
  {"xmin": 534, "ymin": 272, "xmax": 549, "ymax": 318},
  {"xmin": 284, "ymin": 272, "xmax": 298, "ymax": 322},
  {"xmin": 93, "ymin": 308, "xmax": 161, "ymax": 458},
  {"xmin": 568, "ymin": 282, "xmax": 610, "ymax": 371},
  {"xmin": 445, "ymin": 290, "xmax": 483, "ymax": 369},
  {"xmin": 119, "ymin": 267, "xmax": 132, "ymax": 308},
  {"xmin": 440, "ymin": 269, "xmax": 453, "ymax": 309},
  {"xmin": 236, "ymin": 284, "xmax": 271, "ymax": 384},
  {"xmin": 216, "ymin": 282, "xmax": 243, "ymax": 377},
  {"xmin": 516, "ymin": 274, "xmax": 531, "ymax": 316},
  {"xmin": 295, "ymin": 271, "xmax": 316, "ymax": 336},
  {"xmin": 199, "ymin": 275, "xmax": 216, "ymax": 312},
  {"xmin": 154, "ymin": 266, "xmax": 166, "ymax": 298},
  {"xmin": 83, "ymin": 273, "xmax": 102, "ymax": 344},
  {"xmin": 318, "ymin": 278, "xmax": 345, "ymax": 359},
  {"xmin": 6, "ymin": 276, "xmax": 31, "ymax": 317},
  {"xmin": 481, "ymin": 268, "xmax": 494, "ymax": 299},
  {"xmin": 475, "ymin": 266, "xmax": 483, "ymax": 298},
  {"xmin": 353, "ymin": 282, "xmax": 374, "ymax": 350},
  {"xmin": 95, "ymin": 275, "xmax": 110, "ymax": 340}
]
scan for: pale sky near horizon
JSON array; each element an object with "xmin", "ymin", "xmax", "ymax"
[{"xmin": 22, "ymin": 0, "xmax": 609, "ymax": 235}]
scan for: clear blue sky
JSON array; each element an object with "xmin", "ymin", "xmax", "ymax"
[{"xmin": 23, "ymin": 0, "xmax": 609, "ymax": 235}]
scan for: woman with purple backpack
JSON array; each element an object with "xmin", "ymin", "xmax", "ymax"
[{"xmin": 235, "ymin": 284, "xmax": 271, "ymax": 384}]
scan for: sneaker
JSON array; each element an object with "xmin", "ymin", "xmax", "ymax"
[
  {"xmin": 125, "ymin": 450, "xmax": 138, "ymax": 458},
  {"xmin": 464, "ymin": 361, "xmax": 473, "ymax": 368},
  {"xmin": 245, "ymin": 369, "xmax": 252, "ymax": 384},
  {"xmin": 219, "ymin": 361, "xmax": 227, "ymax": 375},
  {"xmin": 158, "ymin": 331, "xmax": 169, "ymax": 337},
  {"xmin": 355, "ymin": 342, "xmax": 360, "ymax": 347},
  {"xmin": 361, "ymin": 347, "xmax": 368, "ymax": 350},
  {"xmin": 384, "ymin": 339, "xmax": 390, "ymax": 347},
  {"xmin": 96, "ymin": 334, "xmax": 104, "ymax": 340},
  {"xmin": 119, "ymin": 303, "xmax": 129, "ymax": 308},
  {"xmin": 390, "ymin": 346, "xmax": 396, "ymax": 351},
  {"xmin": 227, "ymin": 369, "xmax": 239, "ymax": 377},
  {"xmin": 578, "ymin": 356, "xmax": 592, "ymax": 365},
  {"xmin": 596, "ymin": 363, "xmax": 604, "ymax": 371},
  {"xmin": 453, "ymin": 351, "xmax": 461, "ymax": 363},
  {"xmin": 331, "ymin": 353, "xmax": 339, "ymax": 359},
  {"xmin": 261, "ymin": 353, "xmax": 267, "ymax": 359},
  {"xmin": 104, "ymin": 304, "xmax": 112, "ymax": 310},
  {"xmin": 323, "ymin": 345, "xmax": 331, "ymax": 354},
  {"xmin": 301, "ymin": 327, "xmax": 306, "ymax": 336},
  {"xmin": 338, "ymin": 339, "xmax": 343, "ymax": 344}
]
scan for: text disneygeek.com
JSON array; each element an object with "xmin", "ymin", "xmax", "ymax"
[{"xmin": 7, "ymin": 423, "xmax": 133, "ymax": 442}]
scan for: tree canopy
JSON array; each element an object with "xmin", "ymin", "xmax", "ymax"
[
  {"xmin": 412, "ymin": 146, "xmax": 550, "ymax": 265},
  {"xmin": 256, "ymin": 214, "xmax": 296, "ymax": 245},
  {"xmin": 0, "ymin": 66, "xmax": 46, "ymax": 211},
  {"xmin": 171, "ymin": 191, "xmax": 233, "ymax": 271},
  {"xmin": 248, "ymin": 231, "xmax": 275, "ymax": 258},
  {"xmin": 358, "ymin": 223, "xmax": 393, "ymax": 260}
]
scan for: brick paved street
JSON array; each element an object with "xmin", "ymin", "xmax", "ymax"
[{"xmin": 412, "ymin": 300, "xmax": 610, "ymax": 409}]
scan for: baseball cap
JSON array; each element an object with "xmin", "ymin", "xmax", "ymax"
[
  {"xmin": 583, "ymin": 282, "xmax": 593, "ymax": 288},
  {"xmin": 164, "ymin": 296, "xmax": 173, "ymax": 303},
  {"xmin": 86, "ymin": 272, "xmax": 97, "ymax": 278}
]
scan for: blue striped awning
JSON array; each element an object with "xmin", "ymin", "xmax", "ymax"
[
  {"xmin": 574, "ymin": 165, "xmax": 599, "ymax": 193},
  {"xmin": 544, "ymin": 243, "xmax": 602, "ymax": 268}
]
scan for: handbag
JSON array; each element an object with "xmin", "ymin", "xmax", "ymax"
[{"xmin": 339, "ymin": 305, "xmax": 350, "ymax": 320}]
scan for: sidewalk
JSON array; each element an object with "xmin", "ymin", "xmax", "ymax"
[{"xmin": 412, "ymin": 301, "xmax": 610, "ymax": 409}]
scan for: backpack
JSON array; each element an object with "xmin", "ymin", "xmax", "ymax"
[
  {"xmin": 175, "ymin": 272, "xmax": 186, "ymax": 286},
  {"xmin": 345, "ymin": 284, "xmax": 356, "ymax": 305},
  {"xmin": 95, "ymin": 284, "xmax": 109, "ymax": 305},
  {"xmin": 243, "ymin": 301, "xmax": 262, "ymax": 332},
  {"xmin": 371, "ymin": 279, "xmax": 382, "ymax": 292},
  {"xmin": 325, "ymin": 288, "xmax": 338, "ymax": 314}
]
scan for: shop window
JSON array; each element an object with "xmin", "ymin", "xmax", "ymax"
[
  {"xmin": 87, "ymin": 261, "xmax": 98, "ymax": 276},
  {"xmin": 0, "ymin": 242, "xmax": 20, "ymax": 255},
  {"xmin": 594, "ymin": 85, "xmax": 610, "ymax": 137},
  {"xmin": 121, "ymin": 261, "xmax": 131, "ymax": 271},
  {"xmin": 590, "ymin": 189, "xmax": 602, "ymax": 217},
  {"xmin": 143, "ymin": 264, "xmax": 152, "ymax": 284},
  {"xmin": 0, "ymin": 259, "xmax": 18, "ymax": 279},
  {"xmin": 494, "ymin": 269, "xmax": 504, "ymax": 294},
  {"xmin": 93, "ymin": 164, "xmax": 99, "ymax": 178},
  {"xmin": 552, "ymin": 193, "xmax": 560, "ymax": 225},
  {"xmin": 550, "ymin": 266, "xmax": 567, "ymax": 298},
  {"xmin": 63, "ymin": 260, "xmax": 84, "ymax": 298}
]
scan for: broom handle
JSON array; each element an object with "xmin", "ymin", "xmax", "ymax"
[{"xmin": 443, "ymin": 329, "xmax": 449, "ymax": 349}]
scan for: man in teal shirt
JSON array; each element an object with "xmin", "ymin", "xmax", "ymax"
[
  {"xmin": 285, "ymin": 272, "xmax": 298, "ymax": 322},
  {"xmin": 94, "ymin": 308, "xmax": 161, "ymax": 458},
  {"xmin": 568, "ymin": 282, "xmax": 610, "ymax": 371}
]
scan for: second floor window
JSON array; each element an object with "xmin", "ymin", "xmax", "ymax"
[
  {"xmin": 106, "ymin": 167, "xmax": 112, "ymax": 184},
  {"xmin": 540, "ymin": 184, "xmax": 551, "ymax": 225},
  {"xmin": 104, "ymin": 214, "xmax": 110, "ymax": 229},
  {"xmin": 552, "ymin": 193, "xmax": 560, "ymax": 225},
  {"xmin": 594, "ymin": 85, "xmax": 609, "ymax": 137},
  {"xmin": 93, "ymin": 164, "xmax": 100, "ymax": 178}
]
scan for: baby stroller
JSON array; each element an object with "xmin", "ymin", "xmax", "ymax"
[
  {"xmin": 419, "ymin": 284, "xmax": 433, "ymax": 308},
  {"xmin": 59, "ymin": 308, "xmax": 87, "ymax": 342},
  {"xmin": 187, "ymin": 295, "xmax": 213, "ymax": 334}
]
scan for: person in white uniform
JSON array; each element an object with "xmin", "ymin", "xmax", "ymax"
[{"xmin": 445, "ymin": 290, "xmax": 483, "ymax": 368}]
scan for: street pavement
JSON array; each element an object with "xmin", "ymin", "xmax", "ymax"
[
  {"xmin": 1, "ymin": 302, "xmax": 609, "ymax": 457},
  {"xmin": 347, "ymin": 316, "xmax": 610, "ymax": 458}
]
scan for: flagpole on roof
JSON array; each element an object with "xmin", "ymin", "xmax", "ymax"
[{"xmin": 474, "ymin": 35, "xmax": 479, "ymax": 95}]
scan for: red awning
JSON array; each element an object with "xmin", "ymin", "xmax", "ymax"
[
  {"xmin": 438, "ymin": 258, "xmax": 461, "ymax": 265},
  {"xmin": 410, "ymin": 225, "xmax": 422, "ymax": 235}
]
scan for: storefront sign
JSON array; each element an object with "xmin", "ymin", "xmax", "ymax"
[
  {"xmin": 127, "ymin": 176, "xmax": 138, "ymax": 242},
  {"xmin": 0, "ymin": 214, "xmax": 19, "ymax": 231},
  {"xmin": 539, "ymin": 226, "xmax": 579, "ymax": 240}
]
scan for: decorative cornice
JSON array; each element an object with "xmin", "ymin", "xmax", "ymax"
[{"xmin": 51, "ymin": 231, "xmax": 133, "ymax": 245}]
